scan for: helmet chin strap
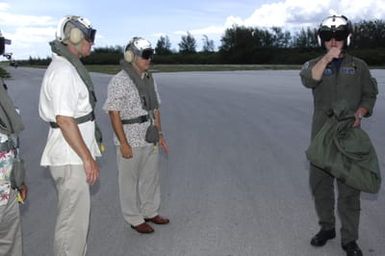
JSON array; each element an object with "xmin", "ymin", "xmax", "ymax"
[
  {"xmin": 75, "ymin": 43, "xmax": 82, "ymax": 54},
  {"xmin": 131, "ymin": 56, "xmax": 149, "ymax": 75},
  {"xmin": 66, "ymin": 40, "xmax": 84, "ymax": 58},
  {"xmin": 131, "ymin": 57, "xmax": 141, "ymax": 73}
]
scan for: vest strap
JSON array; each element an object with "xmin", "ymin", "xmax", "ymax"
[
  {"xmin": 0, "ymin": 139, "xmax": 15, "ymax": 152},
  {"xmin": 49, "ymin": 111, "xmax": 95, "ymax": 128},
  {"xmin": 121, "ymin": 115, "xmax": 149, "ymax": 125}
]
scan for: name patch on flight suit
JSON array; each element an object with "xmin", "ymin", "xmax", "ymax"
[
  {"xmin": 323, "ymin": 68, "xmax": 333, "ymax": 76},
  {"xmin": 341, "ymin": 67, "xmax": 356, "ymax": 75}
]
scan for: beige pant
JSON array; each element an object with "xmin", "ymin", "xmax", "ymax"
[
  {"xmin": 50, "ymin": 165, "xmax": 90, "ymax": 256},
  {"xmin": 0, "ymin": 189, "xmax": 22, "ymax": 256},
  {"xmin": 117, "ymin": 145, "xmax": 160, "ymax": 226}
]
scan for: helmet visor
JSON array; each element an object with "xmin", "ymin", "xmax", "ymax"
[
  {"xmin": 319, "ymin": 30, "xmax": 349, "ymax": 42},
  {"xmin": 141, "ymin": 48, "xmax": 154, "ymax": 60},
  {"xmin": 85, "ymin": 28, "xmax": 96, "ymax": 43},
  {"xmin": 68, "ymin": 19, "xmax": 96, "ymax": 43}
]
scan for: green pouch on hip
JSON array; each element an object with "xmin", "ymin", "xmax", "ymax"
[
  {"xmin": 145, "ymin": 125, "xmax": 159, "ymax": 144},
  {"xmin": 10, "ymin": 157, "xmax": 25, "ymax": 189}
]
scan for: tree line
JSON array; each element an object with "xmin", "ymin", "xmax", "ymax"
[{"xmin": 24, "ymin": 19, "xmax": 385, "ymax": 66}]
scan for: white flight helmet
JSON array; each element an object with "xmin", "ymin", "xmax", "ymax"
[
  {"xmin": 317, "ymin": 15, "xmax": 352, "ymax": 47},
  {"xmin": 124, "ymin": 37, "xmax": 154, "ymax": 63},
  {"xmin": 55, "ymin": 15, "xmax": 96, "ymax": 45}
]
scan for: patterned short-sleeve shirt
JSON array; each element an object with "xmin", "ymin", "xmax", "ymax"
[
  {"xmin": 0, "ymin": 132, "xmax": 14, "ymax": 206},
  {"xmin": 103, "ymin": 70, "xmax": 161, "ymax": 148}
]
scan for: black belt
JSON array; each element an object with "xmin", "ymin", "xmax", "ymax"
[
  {"xmin": 121, "ymin": 115, "xmax": 149, "ymax": 125},
  {"xmin": 49, "ymin": 111, "xmax": 95, "ymax": 128},
  {"xmin": 0, "ymin": 139, "xmax": 15, "ymax": 152}
]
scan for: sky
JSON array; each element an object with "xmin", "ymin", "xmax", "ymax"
[{"xmin": 1, "ymin": 0, "xmax": 385, "ymax": 59}]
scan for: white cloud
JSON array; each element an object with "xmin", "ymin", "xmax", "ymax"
[
  {"xmin": 243, "ymin": 2, "xmax": 289, "ymax": 27},
  {"xmin": 166, "ymin": 0, "xmax": 385, "ymax": 52},
  {"xmin": 186, "ymin": 0, "xmax": 385, "ymax": 39},
  {"xmin": 0, "ymin": 12, "xmax": 56, "ymax": 27},
  {"xmin": 152, "ymin": 32, "xmax": 167, "ymax": 38},
  {"xmin": 0, "ymin": 3, "xmax": 57, "ymax": 59},
  {"xmin": 175, "ymin": 25, "xmax": 224, "ymax": 36},
  {"xmin": 338, "ymin": 0, "xmax": 385, "ymax": 20},
  {"xmin": 0, "ymin": 2, "xmax": 9, "ymax": 11},
  {"xmin": 224, "ymin": 16, "xmax": 244, "ymax": 27},
  {"xmin": 3, "ymin": 0, "xmax": 385, "ymax": 58},
  {"xmin": 12, "ymin": 27, "xmax": 56, "ymax": 43}
]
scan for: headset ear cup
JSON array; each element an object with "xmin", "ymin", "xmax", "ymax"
[
  {"xmin": 124, "ymin": 50, "xmax": 134, "ymax": 63},
  {"xmin": 69, "ymin": 27, "xmax": 83, "ymax": 44}
]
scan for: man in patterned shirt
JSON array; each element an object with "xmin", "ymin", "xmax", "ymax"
[
  {"xmin": 0, "ymin": 30, "xmax": 27, "ymax": 256},
  {"xmin": 103, "ymin": 37, "xmax": 169, "ymax": 234}
]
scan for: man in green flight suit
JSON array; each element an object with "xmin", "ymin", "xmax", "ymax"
[{"xmin": 300, "ymin": 15, "xmax": 378, "ymax": 256}]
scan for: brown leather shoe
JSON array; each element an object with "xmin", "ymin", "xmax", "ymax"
[
  {"xmin": 131, "ymin": 222, "xmax": 154, "ymax": 234},
  {"xmin": 144, "ymin": 215, "xmax": 170, "ymax": 225}
]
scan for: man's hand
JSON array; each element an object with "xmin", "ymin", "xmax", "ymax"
[
  {"xmin": 120, "ymin": 143, "xmax": 133, "ymax": 159},
  {"xmin": 19, "ymin": 183, "xmax": 28, "ymax": 202},
  {"xmin": 83, "ymin": 158, "xmax": 99, "ymax": 185},
  {"xmin": 312, "ymin": 47, "xmax": 343, "ymax": 81},
  {"xmin": 159, "ymin": 135, "xmax": 169, "ymax": 155},
  {"xmin": 56, "ymin": 115, "xmax": 100, "ymax": 185},
  {"xmin": 324, "ymin": 47, "xmax": 342, "ymax": 63},
  {"xmin": 353, "ymin": 107, "xmax": 368, "ymax": 128}
]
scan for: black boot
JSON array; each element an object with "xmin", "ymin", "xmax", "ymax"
[
  {"xmin": 342, "ymin": 241, "xmax": 363, "ymax": 256},
  {"xmin": 310, "ymin": 228, "xmax": 336, "ymax": 247}
]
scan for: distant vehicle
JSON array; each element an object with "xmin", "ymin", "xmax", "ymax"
[{"xmin": 9, "ymin": 60, "xmax": 18, "ymax": 68}]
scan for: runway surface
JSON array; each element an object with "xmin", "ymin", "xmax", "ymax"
[{"xmin": 4, "ymin": 66, "xmax": 385, "ymax": 256}]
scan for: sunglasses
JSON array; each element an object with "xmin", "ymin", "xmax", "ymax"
[
  {"xmin": 319, "ymin": 30, "xmax": 349, "ymax": 42},
  {"xmin": 141, "ymin": 49, "xmax": 154, "ymax": 60}
]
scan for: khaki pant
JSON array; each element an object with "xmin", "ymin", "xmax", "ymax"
[
  {"xmin": 50, "ymin": 165, "xmax": 90, "ymax": 256},
  {"xmin": 310, "ymin": 164, "xmax": 361, "ymax": 244},
  {"xmin": 117, "ymin": 145, "xmax": 160, "ymax": 226},
  {"xmin": 0, "ymin": 189, "xmax": 22, "ymax": 256}
]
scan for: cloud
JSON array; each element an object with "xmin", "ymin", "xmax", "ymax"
[
  {"xmin": 242, "ymin": 0, "xmax": 385, "ymax": 28},
  {"xmin": 236, "ymin": 0, "xmax": 385, "ymax": 29},
  {"xmin": 0, "ymin": 12, "xmax": 56, "ymax": 28},
  {"xmin": 184, "ymin": 0, "xmax": 385, "ymax": 39},
  {"xmin": 3, "ymin": 0, "xmax": 385, "ymax": 58},
  {"xmin": 0, "ymin": 3, "xmax": 57, "ymax": 58},
  {"xmin": 165, "ymin": 0, "xmax": 385, "ymax": 52},
  {"xmin": 12, "ymin": 27, "xmax": 56, "ymax": 42},
  {"xmin": 0, "ymin": 2, "xmax": 9, "ymax": 10},
  {"xmin": 175, "ymin": 25, "xmax": 224, "ymax": 36},
  {"xmin": 152, "ymin": 32, "xmax": 166, "ymax": 38},
  {"xmin": 338, "ymin": 0, "xmax": 385, "ymax": 20}
]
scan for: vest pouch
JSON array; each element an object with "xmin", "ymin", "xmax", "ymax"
[
  {"xmin": 10, "ymin": 157, "xmax": 26, "ymax": 189},
  {"xmin": 145, "ymin": 125, "xmax": 159, "ymax": 144}
]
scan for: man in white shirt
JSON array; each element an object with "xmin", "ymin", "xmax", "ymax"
[{"xmin": 39, "ymin": 15, "xmax": 101, "ymax": 256}]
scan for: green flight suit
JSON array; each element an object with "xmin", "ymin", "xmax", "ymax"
[{"xmin": 300, "ymin": 53, "xmax": 378, "ymax": 245}]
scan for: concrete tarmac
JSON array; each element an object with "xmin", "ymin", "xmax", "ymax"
[{"xmin": 3, "ymin": 67, "xmax": 385, "ymax": 256}]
